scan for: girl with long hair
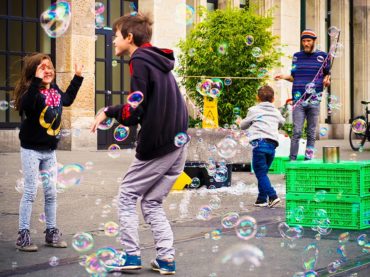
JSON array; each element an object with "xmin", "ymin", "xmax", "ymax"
[{"xmin": 13, "ymin": 53, "xmax": 83, "ymax": 251}]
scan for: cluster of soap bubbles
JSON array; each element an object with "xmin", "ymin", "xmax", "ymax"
[
  {"xmin": 95, "ymin": 91, "xmax": 144, "ymax": 156},
  {"xmin": 196, "ymin": 79, "xmax": 224, "ymax": 98},
  {"xmin": 203, "ymin": 158, "xmax": 230, "ymax": 186},
  {"xmin": 92, "ymin": 2, "xmax": 105, "ymax": 29},
  {"xmin": 40, "ymin": 1, "xmax": 71, "ymax": 38}
]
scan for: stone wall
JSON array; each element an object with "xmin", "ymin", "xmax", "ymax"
[{"xmin": 57, "ymin": 0, "xmax": 96, "ymax": 150}]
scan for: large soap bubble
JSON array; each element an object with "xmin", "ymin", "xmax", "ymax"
[{"xmin": 40, "ymin": 1, "xmax": 71, "ymax": 38}]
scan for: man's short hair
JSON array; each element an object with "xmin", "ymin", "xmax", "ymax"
[
  {"xmin": 258, "ymin": 85, "xmax": 274, "ymax": 102},
  {"xmin": 113, "ymin": 13, "xmax": 153, "ymax": 46}
]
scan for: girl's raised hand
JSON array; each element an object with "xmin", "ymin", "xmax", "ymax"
[
  {"xmin": 74, "ymin": 64, "xmax": 84, "ymax": 77},
  {"xmin": 35, "ymin": 63, "xmax": 45, "ymax": 79}
]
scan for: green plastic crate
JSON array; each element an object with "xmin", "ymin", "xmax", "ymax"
[
  {"xmin": 286, "ymin": 160, "xmax": 370, "ymax": 197},
  {"xmin": 251, "ymin": 155, "xmax": 305, "ymax": 174},
  {"xmin": 286, "ymin": 193, "xmax": 370, "ymax": 230}
]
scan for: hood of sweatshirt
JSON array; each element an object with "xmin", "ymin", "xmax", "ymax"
[{"xmin": 130, "ymin": 45, "xmax": 175, "ymax": 73}]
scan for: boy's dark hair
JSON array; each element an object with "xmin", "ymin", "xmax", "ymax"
[
  {"xmin": 113, "ymin": 12, "xmax": 153, "ymax": 47},
  {"xmin": 258, "ymin": 85, "xmax": 274, "ymax": 102}
]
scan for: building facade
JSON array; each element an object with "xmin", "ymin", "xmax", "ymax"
[{"xmin": 0, "ymin": 0, "xmax": 369, "ymax": 151}]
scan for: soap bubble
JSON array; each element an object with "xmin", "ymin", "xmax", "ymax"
[
  {"xmin": 328, "ymin": 26, "xmax": 340, "ymax": 37},
  {"xmin": 96, "ymin": 107, "xmax": 115, "ymax": 130},
  {"xmin": 174, "ymin": 132, "xmax": 189, "ymax": 147},
  {"xmin": 235, "ymin": 216, "xmax": 257, "ymax": 240},
  {"xmin": 113, "ymin": 125, "xmax": 130, "ymax": 142},
  {"xmin": 222, "ymin": 244, "xmax": 264, "ymax": 267},
  {"xmin": 72, "ymin": 232, "xmax": 94, "ymax": 252},
  {"xmin": 40, "ymin": 1, "xmax": 71, "ymax": 38},
  {"xmin": 49, "ymin": 256, "xmax": 60, "ymax": 267},
  {"xmin": 251, "ymin": 47, "xmax": 262, "ymax": 58},
  {"xmin": 245, "ymin": 35, "xmax": 254, "ymax": 46},
  {"xmin": 127, "ymin": 91, "xmax": 144, "ymax": 108},
  {"xmin": 352, "ymin": 118, "xmax": 366, "ymax": 134},
  {"xmin": 302, "ymin": 243, "xmax": 319, "ymax": 271},
  {"xmin": 92, "ymin": 2, "xmax": 105, "ymax": 15},
  {"xmin": 221, "ymin": 212, "xmax": 239, "ymax": 228}
]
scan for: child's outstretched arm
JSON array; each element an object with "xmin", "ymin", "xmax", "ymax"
[
  {"xmin": 239, "ymin": 108, "xmax": 255, "ymax": 130},
  {"xmin": 60, "ymin": 63, "xmax": 84, "ymax": 106},
  {"xmin": 90, "ymin": 110, "xmax": 107, "ymax": 133}
]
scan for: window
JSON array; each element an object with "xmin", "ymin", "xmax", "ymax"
[
  {"xmin": 207, "ymin": 0, "xmax": 218, "ymax": 11},
  {"xmin": 95, "ymin": 0, "xmax": 138, "ymax": 149},
  {"xmin": 0, "ymin": 0, "xmax": 55, "ymax": 128},
  {"xmin": 240, "ymin": 0, "xmax": 249, "ymax": 9}
]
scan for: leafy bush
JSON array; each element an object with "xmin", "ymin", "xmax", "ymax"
[{"xmin": 177, "ymin": 6, "xmax": 283, "ymax": 126}]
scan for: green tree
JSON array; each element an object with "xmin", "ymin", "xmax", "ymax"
[{"xmin": 177, "ymin": 6, "xmax": 283, "ymax": 126}]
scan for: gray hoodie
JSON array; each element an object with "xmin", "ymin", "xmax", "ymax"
[{"xmin": 240, "ymin": 102, "xmax": 285, "ymax": 144}]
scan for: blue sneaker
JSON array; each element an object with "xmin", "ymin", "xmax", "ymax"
[
  {"xmin": 151, "ymin": 258, "xmax": 176, "ymax": 275},
  {"xmin": 105, "ymin": 252, "xmax": 142, "ymax": 272}
]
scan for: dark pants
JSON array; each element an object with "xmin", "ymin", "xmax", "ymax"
[{"xmin": 252, "ymin": 140, "xmax": 277, "ymax": 202}]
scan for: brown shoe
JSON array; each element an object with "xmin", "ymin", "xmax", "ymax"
[
  {"xmin": 45, "ymin": 228, "xmax": 67, "ymax": 248},
  {"xmin": 16, "ymin": 229, "xmax": 38, "ymax": 252}
]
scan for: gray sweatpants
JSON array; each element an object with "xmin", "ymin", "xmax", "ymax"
[
  {"xmin": 118, "ymin": 145, "xmax": 187, "ymax": 259},
  {"xmin": 290, "ymin": 103, "xmax": 320, "ymax": 160}
]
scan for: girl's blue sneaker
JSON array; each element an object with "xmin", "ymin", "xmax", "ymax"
[
  {"xmin": 151, "ymin": 258, "xmax": 176, "ymax": 275},
  {"xmin": 105, "ymin": 252, "xmax": 142, "ymax": 272}
]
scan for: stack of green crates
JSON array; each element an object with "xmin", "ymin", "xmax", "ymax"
[{"xmin": 286, "ymin": 160, "xmax": 370, "ymax": 230}]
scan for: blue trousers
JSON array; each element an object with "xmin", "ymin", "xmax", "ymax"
[
  {"xmin": 252, "ymin": 140, "xmax": 277, "ymax": 202},
  {"xmin": 19, "ymin": 147, "xmax": 57, "ymax": 230}
]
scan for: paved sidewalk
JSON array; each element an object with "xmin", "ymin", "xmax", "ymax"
[{"xmin": 0, "ymin": 140, "xmax": 369, "ymax": 276}]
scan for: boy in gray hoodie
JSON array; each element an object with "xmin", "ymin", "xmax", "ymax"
[{"xmin": 238, "ymin": 85, "xmax": 285, "ymax": 208}]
